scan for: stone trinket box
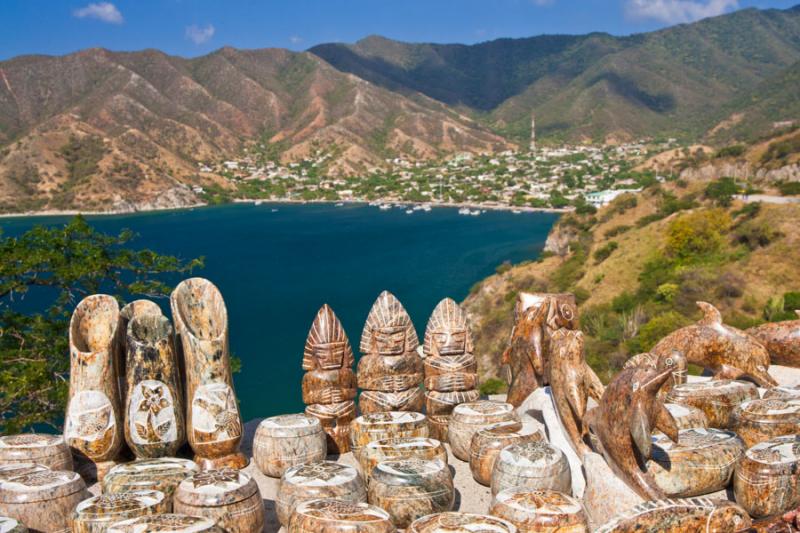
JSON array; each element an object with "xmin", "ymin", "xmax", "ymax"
[
  {"xmin": 665, "ymin": 379, "xmax": 758, "ymax": 429},
  {"xmin": 276, "ymin": 461, "xmax": 367, "ymax": 527},
  {"xmin": 107, "ymin": 513, "xmax": 225, "ymax": 532},
  {"xmin": 0, "ymin": 434, "xmax": 73, "ymax": 472},
  {"xmin": 288, "ymin": 498, "xmax": 396, "ymax": 533},
  {"xmin": 425, "ymin": 390, "xmax": 481, "ymax": 441},
  {"xmin": 470, "ymin": 420, "xmax": 546, "ymax": 486},
  {"xmin": 254, "ymin": 413, "xmax": 327, "ymax": 478},
  {"xmin": 70, "ymin": 490, "xmax": 167, "ymax": 533},
  {"xmin": 491, "ymin": 441, "xmax": 571, "ymax": 497},
  {"xmin": 174, "ymin": 468, "xmax": 265, "ymax": 533},
  {"xmin": 734, "ymin": 434, "xmax": 800, "ymax": 518},
  {"xmin": 489, "ymin": 488, "xmax": 588, "ymax": 533},
  {"xmin": 358, "ymin": 437, "xmax": 447, "ymax": 482},
  {"xmin": 0, "ymin": 464, "xmax": 49, "ymax": 482},
  {"xmin": 350, "ymin": 411, "xmax": 429, "ymax": 457},
  {"xmin": 102, "ymin": 457, "xmax": 200, "ymax": 507},
  {"xmin": 0, "ymin": 469, "xmax": 89, "ymax": 533},
  {"xmin": 662, "ymin": 403, "xmax": 708, "ymax": 431},
  {"xmin": 368, "ymin": 458, "xmax": 454, "ymax": 528},
  {"xmin": 407, "ymin": 512, "xmax": 518, "ymax": 533},
  {"xmin": 732, "ymin": 398, "xmax": 800, "ymax": 448},
  {"xmin": 764, "ymin": 385, "xmax": 800, "ymax": 400},
  {"xmin": 448, "ymin": 400, "xmax": 519, "ymax": 462},
  {"xmin": 646, "ymin": 428, "xmax": 744, "ymax": 497}
]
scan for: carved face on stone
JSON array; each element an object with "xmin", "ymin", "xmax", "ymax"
[
  {"xmin": 361, "ymin": 291, "xmax": 418, "ymax": 356},
  {"xmin": 424, "ymin": 298, "xmax": 473, "ymax": 357},
  {"xmin": 303, "ymin": 305, "xmax": 354, "ymax": 371},
  {"xmin": 375, "ymin": 326, "xmax": 407, "ymax": 355}
]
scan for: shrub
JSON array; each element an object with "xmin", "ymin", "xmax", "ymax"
[
  {"xmin": 495, "ymin": 261, "xmax": 513, "ymax": 275},
  {"xmin": 604, "ymin": 225, "xmax": 632, "ymax": 238},
  {"xmin": 632, "ymin": 312, "xmax": 691, "ymax": 353},
  {"xmin": 734, "ymin": 220, "xmax": 782, "ymax": 250},
  {"xmin": 656, "ymin": 283, "xmax": 679, "ymax": 302},
  {"xmin": 704, "ymin": 177, "xmax": 738, "ymax": 207},
  {"xmin": 573, "ymin": 287, "xmax": 591, "ymax": 304},
  {"xmin": 778, "ymin": 182, "xmax": 800, "ymax": 196},
  {"xmin": 733, "ymin": 202, "xmax": 761, "ymax": 220},
  {"xmin": 593, "ymin": 241, "xmax": 619, "ymax": 264},
  {"xmin": 715, "ymin": 145, "xmax": 746, "ymax": 159},
  {"xmin": 666, "ymin": 208, "xmax": 731, "ymax": 261},
  {"xmin": 479, "ymin": 377, "xmax": 508, "ymax": 396},
  {"xmin": 784, "ymin": 292, "xmax": 800, "ymax": 312}
]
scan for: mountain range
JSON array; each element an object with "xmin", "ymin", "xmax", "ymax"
[{"xmin": 1, "ymin": 5, "xmax": 799, "ymax": 212}]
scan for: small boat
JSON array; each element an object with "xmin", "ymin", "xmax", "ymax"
[
  {"xmin": 458, "ymin": 207, "xmax": 471, "ymax": 215},
  {"xmin": 254, "ymin": 200, "xmax": 263, "ymax": 206},
  {"xmin": 335, "ymin": 202, "xmax": 344, "ymax": 207},
  {"xmin": 512, "ymin": 209, "xmax": 522, "ymax": 214},
  {"xmin": 422, "ymin": 205, "xmax": 432, "ymax": 212},
  {"xmin": 405, "ymin": 209, "xmax": 414, "ymax": 214},
  {"xmin": 470, "ymin": 210, "xmax": 481, "ymax": 216},
  {"xmin": 379, "ymin": 204, "xmax": 392, "ymax": 210}
]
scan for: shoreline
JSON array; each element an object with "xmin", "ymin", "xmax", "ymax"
[{"xmin": 0, "ymin": 198, "xmax": 571, "ymax": 219}]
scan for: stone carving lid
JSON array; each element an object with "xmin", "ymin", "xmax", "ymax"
[
  {"xmin": 355, "ymin": 411, "xmax": 427, "ymax": 430},
  {"xmin": 735, "ymin": 398, "xmax": 800, "ymax": 423},
  {"xmin": 663, "ymin": 403, "xmax": 708, "ymax": 429},
  {"xmin": 0, "ymin": 463, "xmax": 49, "ymax": 481},
  {"xmin": 292, "ymin": 498, "xmax": 393, "ymax": 529},
  {"xmin": 372, "ymin": 458, "xmax": 449, "ymax": 485},
  {"xmin": 452, "ymin": 401, "xmax": 514, "ymax": 425},
  {"xmin": 74, "ymin": 490, "xmax": 166, "ymax": 520},
  {"xmin": 491, "ymin": 488, "xmax": 586, "ymax": 528},
  {"xmin": 666, "ymin": 380, "xmax": 757, "ymax": 406},
  {"xmin": 651, "ymin": 428, "xmax": 742, "ymax": 468},
  {"xmin": 107, "ymin": 513, "xmax": 223, "ymax": 532},
  {"xmin": 740, "ymin": 435, "xmax": 800, "ymax": 477},
  {"xmin": 0, "ymin": 434, "xmax": 66, "ymax": 462},
  {"xmin": 495, "ymin": 442, "xmax": 567, "ymax": 476},
  {"xmin": 363, "ymin": 437, "xmax": 443, "ymax": 457},
  {"xmin": 764, "ymin": 385, "xmax": 800, "ymax": 401},
  {"xmin": 408, "ymin": 512, "xmax": 517, "ymax": 532},
  {"xmin": 283, "ymin": 461, "xmax": 359, "ymax": 489},
  {"xmin": 258, "ymin": 413, "xmax": 323, "ymax": 438},
  {"xmin": 105, "ymin": 457, "xmax": 199, "ymax": 489},
  {"xmin": 0, "ymin": 469, "xmax": 85, "ymax": 503},
  {"xmin": 176, "ymin": 468, "xmax": 258, "ymax": 507}
]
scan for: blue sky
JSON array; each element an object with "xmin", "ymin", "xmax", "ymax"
[{"xmin": 2, "ymin": 0, "xmax": 798, "ymax": 60}]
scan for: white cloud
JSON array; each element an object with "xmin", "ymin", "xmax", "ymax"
[
  {"xmin": 289, "ymin": 35, "xmax": 303, "ymax": 44},
  {"xmin": 625, "ymin": 0, "xmax": 739, "ymax": 24},
  {"xmin": 73, "ymin": 2, "xmax": 123, "ymax": 24},
  {"xmin": 185, "ymin": 24, "xmax": 215, "ymax": 45}
]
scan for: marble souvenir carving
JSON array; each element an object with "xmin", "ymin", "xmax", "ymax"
[
  {"xmin": 623, "ymin": 351, "xmax": 687, "ymax": 400},
  {"xmin": 71, "ymin": 490, "xmax": 167, "ymax": 533},
  {"xmin": 734, "ymin": 435, "xmax": 800, "ymax": 518},
  {"xmin": 490, "ymin": 441, "xmax": 572, "ymax": 496},
  {"xmin": 288, "ymin": 499, "xmax": 396, "ymax": 533},
  {"xmin": 253, "ymin": 414, "xmax": 327, "ymax": 478},
  {"xmin": 276, "ymin": 461, "xmax": 367, "ymax": 527},
  {"xmin": 173, "ymin": 468, "xmax": 265, "ymax": 533},
  {"xmin": 501, "ymin": 293, "xmax": 578, "ymax": 407},
  {"xmin": 102, "ymin": 457, "xmax": 200, "ymax": 506},
  {"xmin": 764, "ymin": 385, "xmax": 800, "ymax": 401},
  {"xmin": 594, "ymin": 498, "xmax": 751, "ymax": 533},
  {"xmin": 358, "ymin": 437, "xmax": 447, "ymax": 482},
  {"xmin": 124, "ymin": 314, "xmax": 185, "ymax": 458},
  {"xmin": 65, "ymin": 294, "xmax": 125, "ymax": 478},
  {"xmin": 651, "ymin": 301, "xmax": 776, "ymax": 387},
  {"xmin": 422, "ymin": 298, "xmax": 480, "ymax": 440},
  {"xmin": 448, "ymin": 400, "xmax": 519, "ymax": 462},
  {"xmin": 301, "ymin": 304, "xmax": 357, "ymax": 454},
  {"xmin": 0, "ymin": 434, "xmax": 73, "ymax": 471},
  {"xmin": 118, "ymin": 300, "xmax": 163, "ymax": 404},
  {"xmin": 665, "ymin": 379, "xmax": 759, "ymax": 429},
  {"xmin": 662, "ymin": 403, "xmax": 708, "ymax": 430},
  {"xmin": 107, "ymin": 514, "xmax": 225, "ymax": 533},
  {"xmin": 646, "ymin": 428, "xmax": 744, "ymax": 497},
  {"xmin": 408, "ymin": 512, "xmax": 518, "ymax": 533},
  {"xmin": 469, "ymin": 420, "xmax": 546, "ymax": 486},
  {"xmin": 368, "ymin": 458, "xmax": 455, "ymax": 528},
  {"xmin": 0, "ymin": 517, "xmax": 26, "ymax": 533},
  {"xmin": 358, "ymin": 291, "xmax": 424, "ymax": 413},
  {"xmin": 548, "ymin": 329, "xmax": 604, "ymax": 455},
  {"xmin": 588, "ymin": 352, "xmax": 683, "ymax": 500},
  {"xmin": 0, "ymin": 464, "xmax": 48, "ymax": 481},
  {"xmin": 0, "ymin": 469, "xmax": 89, "ymax": 533},
  {"xmin": 732, "ymin": 398, "xmax": 800, "ymax": 448},
  {"xmin": 170, "ymin": 278, "xmax": 247, "ymax": 470},
  {"xmin": 425, "ymin": 390, "xmax": 481, "ymax": 442},
  {"xmin": 489, "ymin": 488, "xmax": 588, "ymax": 533},
  {"xmin": 350, "ymin": 411, "xmax": 429, "ymax": 457},
  {"xmin": 747, "ymin": 311, "xmax": 800, "ymax": 367}
]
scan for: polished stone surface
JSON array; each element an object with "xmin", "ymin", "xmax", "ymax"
[
  {"xmin": 594, "ymin": 498, "xmax": 751, "ymax": 532},
  {"xmin": 253, "ymin": 414, "xmax": 326, "ymax": 478}
]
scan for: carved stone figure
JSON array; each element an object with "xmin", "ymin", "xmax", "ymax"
[
  {"xmin": 301, "ymin": 304, "xmax": 357, "ymax": 454},
  {"xmin": 174, "ymin": 469, "xmax": 265, "ymax": 533},
  {"xmin": 490, "ymin": 488, "xmax": 589, "ymax": 533},
  {"xmin": 594, "ymin": 498, "xmax": 751, "ymax": 533},
  {"xmin": 623, "ymin": 351, "xmax": 687, "ymax": 401},
  {"xmin": 651, "ymin": 301, "xmax": 776, "ymax": 387},
  {"xmin": 422, "ymin": 298, "xmax": 480, "ymax": 440},
  {"xmin": 747, "ymin": 311, "xmax": 800, "ymax": 367},
  {"xmin": 359, "ymin": 291, "xmax": 424, "ymax": 413},
  {"xmin": 71, "ymin": 490, "xmax": 167, "ymax": 533},
  {"xmin": 171, "ymin": 278, "xmax": 246, "ymax": 470},
  {"xmin": 107, "ymin": 514, "xmax": 225, "ymax": 533},
  {"xmin": 288, "ymin": 499, "xmax": 396, "ymax": 533},
  {"xmin": 587, "ymin": 351, "xmax": 684, "ymax": 500},
  {"xmin": 734, "ymin": 435, "xmax": 800, "ymax": 518},
  {"xmin": 64, "ymin": 294, "xmax": 125, "ymax": 480},
  {"xmin": 0, "ymin": 434, "xmax": 73, "ymax": 471},
  {"xmin": 124, "ymin": 314, "xmax": 185, "ymax": 458},
  {"xmin": 0, "ymin": 469, "xmax": 89, "ymax": 533},
  {"xmin": 548, "ymin": 329, "xmax": 604, "ymax": 455},
  {"xmin": 118, "ymin": 300, "xmax": 163, "ymax": 404},
  {"xmin": 408, "ymin": 512, "xmax": 517, "ymax": 533},
  {"xmin": 501, "ymin": 292, "xmax": 577, "ymax": 407}
]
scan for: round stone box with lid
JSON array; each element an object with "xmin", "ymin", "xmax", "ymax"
[
  {"xmin": 490, "ymin": 488, "xmax": 588, "ymax": 533},
  {"xmin": 71, "ymin": 490, "xmax": 167, "ymax": 533},
  {"xmin": 350, "ymin": 412, "xmax": 429, "ymax": 457},
  {"xmin": 288, "ymin": 498, "xmax": 396, "ymax": 533},
  {"xmin": 359, "ymin": 437, "xmax": 447, "ymax": 482},
  {"xmin": 0, "ymin": 464, "xmax": 48, "ymax": 482},
  {"xmin": 276, "ymin": 461, "xmax": 367, "ymax": 527},
  {"xmin": 107, "ymin": 514, "xmax": 225, "ymax": 533},
  {"xmin": 448, "ymin": 401, "xmax": 519, "ymax": 462},
  {"xmin": 408, "ymin": 512, "xmax": 518, "ymax": 533},
  {"xmin": 368, "ymin": 458, "xmax": 454, "ymax": 528},
  {"xmin": 764, "ymin": 385, "xmax": 800, "ymax": 401},
  {"xmin": 0, "ymin": 469, "xmax": 89, "ymax": 533},
  {"xmin": 174, "ymin": 468, "xmax": 265, "ymax": 533},
  {"xmin": 665, "ymin": 380, "xmax": 758, "ymax": 429},
  {"xmin": 0, "ymin": 434, "xmax": 73, "ymax": 472},
  {"xmin": 491, "ymin": 442, "xmax": 571, "ymax": 497},
  {"xmin": 646, "ymin": 428, "xmax": 744, "ymax": 497},
  {"xmin": 734, "ymin": 434, "xmax": 800, "ymax": 518},
  {"xmin": 102, "ymin": 457, "xmax": 200, "ymax": 506},
  {"xmin": 470, "ymin": 420, "xmax": 546, "ymax": 486},
  {"xmin": 0, "ymin": 517, "xmax": 26, "ymax": 533},
  {"xmin": 663, "ymin": 403, "xmax": 708, "ymax": 431},
  {"xmin": 732, "ymin": 398, "xmax": 800, "ymax": 448},
  {"xmin": 253, "ymin": 413, "xmax": 327, "ymax": 478}
]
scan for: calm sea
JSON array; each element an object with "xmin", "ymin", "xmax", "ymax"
[{"xmin": 1, "ymin": 203, "xmax": 558, "ymax": 421}]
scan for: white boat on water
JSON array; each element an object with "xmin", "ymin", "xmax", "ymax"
[
  {"xmin": 458, "ymin": 207, "xmax": 471, "ymax": 215},
  {"xmin": 469, "ymin": 209, "xmax": 481, "ymax": 216},
  {"xmin": 422, "ymin": 205, "xmax": 432, "ymax": 212},
  {"xmin": 405, "ymin": 209, "xmax": 414, "ymax": 214},
  {"xmin": 512, "ymin": 209, "xmax": 522, "ymax": 214},
  {"xmin": 369, "ymin": 201, "xmax": 381, "ymax": 207},
  {"xmin": 335, "ymin": 202, "xmax": 344, "ymax": 206},
  {"xmin": 379, "ymin": 204, "xmax": 392, "ymax": 210},
  {"xmin": 254, "ymin": 200, "xmax": 263, "ymax": 206}
]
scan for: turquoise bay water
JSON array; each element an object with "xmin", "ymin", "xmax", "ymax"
[{"xmin": 1, "ymin": 203, "xmax": 558, "ymax": 421}]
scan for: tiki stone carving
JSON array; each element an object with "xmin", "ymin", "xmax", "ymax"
[
  {"xmin": 747, "ymin": 311, "xmax": 800, "ymax": 367},
  {"xmin": 170, "ymin": 278, "xmax": 246, "ymax": 470},
  {"xmin": 651, "ymin": 301, "xmax": 776, "ymax": 387},
  {"xmin": 358, "ymin": 291, "xmax": 424, "ymax": 413},
  {"xmin": 594, "ymin": 498, "xmax": 751, "ymax": 533},
  {"xmin": 501, "ymin": 292, "xmax": 577, "ymax": 407},
  {"xmin": 64, "ymin": 294, "xmax": 125, "ymax": 479},
  {"xmin": 301, "ymin": 304, "xmax": 357, "ymax": 454},
  {"xmin": 588, "ymin": 351, "xmax": 684, "ymax": 500},
  {"xmin": 423, "ymin": 298, "xmax": 480, "ymax": 441}
]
